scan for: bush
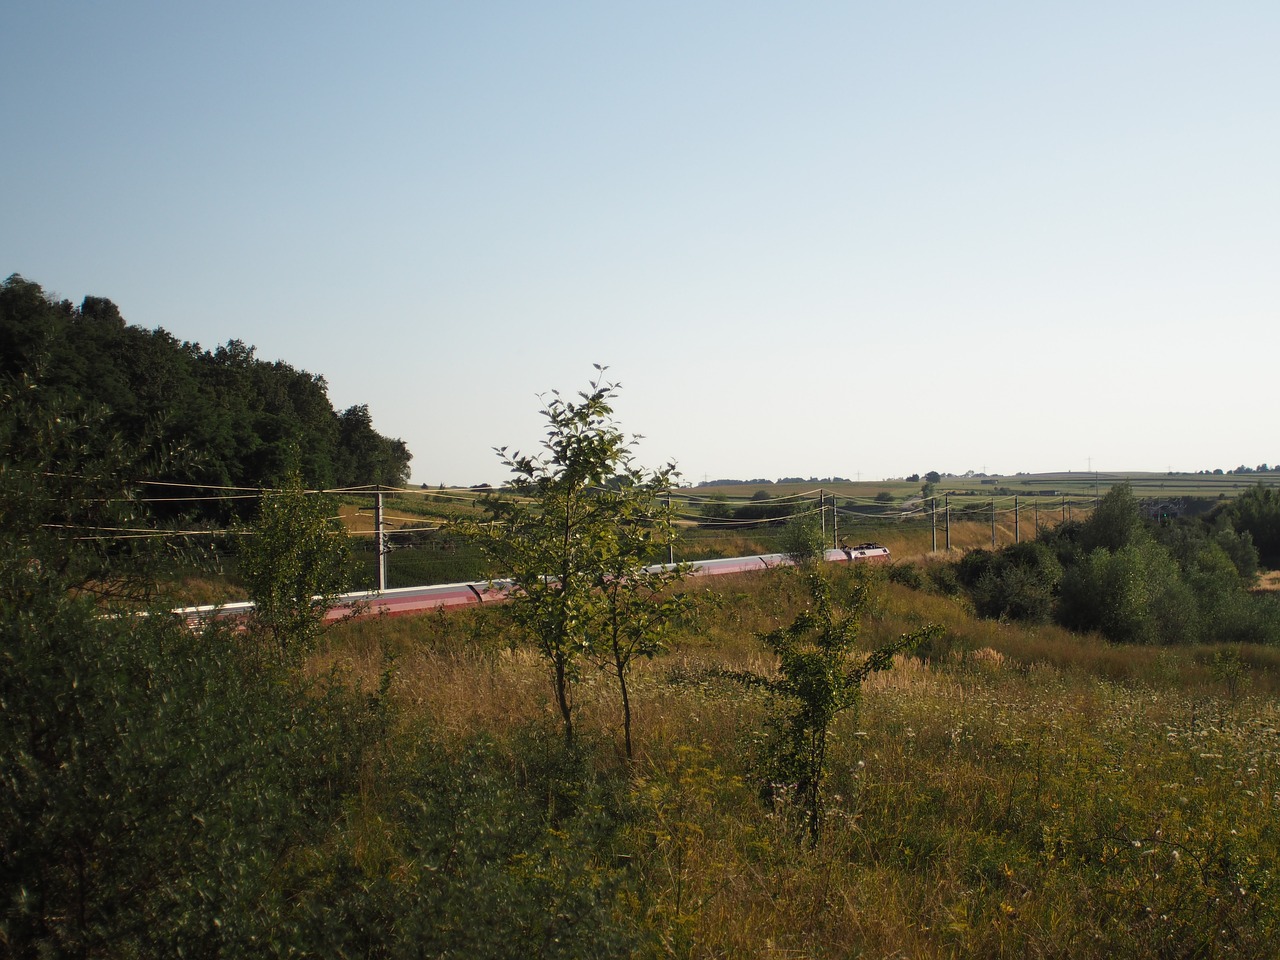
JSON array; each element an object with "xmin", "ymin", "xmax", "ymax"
[
  {"xmin": 886, "ymin": 562, "xmax": 925, "ymax": 590},
  {"xmin": 0, "ymin": 557, "xmax": 383, "ymax": 956},
  {"xmin": 955, "ymin": 548, "xmax": 996, "ymax": 589},
  {"xmin": 1058, "ymin": 542, "xmax": 1197, "ymax": 644},
  {"xmin": 925, "ymin": 561, "xmax": 962, "ymax": 597}
]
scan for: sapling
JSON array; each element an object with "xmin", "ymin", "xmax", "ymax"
[{"xmin": 745, "ymin": 570, "xmax": 940, "ymax": 845}]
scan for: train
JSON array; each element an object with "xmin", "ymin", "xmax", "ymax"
[{"xmin": 173, "ymin": 543, "xmax": 890, "ymax": 627}]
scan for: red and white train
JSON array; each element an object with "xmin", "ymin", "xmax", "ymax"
[{"xmin": 174, "ymin": 543, "xmax": 890, "ymax": 627}]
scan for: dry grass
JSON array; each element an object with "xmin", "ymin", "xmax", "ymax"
[
  {"xmin": 317, "ymin": 562, "xmax": 1280, "ymax": 959},
  {"xmin": 1254, "ymin": 570, "xmax": 1280, "ymax": 592}
]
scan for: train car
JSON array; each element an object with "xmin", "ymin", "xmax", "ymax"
[{"xmin": 174, "ymin": 545, "xmax": 892, "ymax": 625}]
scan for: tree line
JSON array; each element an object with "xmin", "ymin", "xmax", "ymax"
[
  {"xmin": 1, "ymin": 274, "xmax": 410, "ymax": 519},
  {"xmin": 932, "ymin": 482, "xmax": 1280, "ymax": 646}
]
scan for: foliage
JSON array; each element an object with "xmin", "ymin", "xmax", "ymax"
[
  {"xmin": 1, "ymin": 273, "xmax": 410, "ymax": 513},
  {"xmin": 237, "ymin": 475, "xmax": 354, "ymax": 661},
  {"xmin": 468, "ymin": 368, "xmax": 685, "ymax": 751},
  {"xmin": 2, "ymin": 371, "xmax": 643, "ymax": 958},
  {"xmin": 1229, "ymin": 482, "xmax": 1280, "ymax": 568},
  {"xmin": 0, "ymin": 379, "xmax": 170, "ymax": 602},
  {"xmin": 779, "ymin": 515, "xmax": 825, "ymax": 568},
  {"xmin": 699, "ymin": 494, "xmax": 732, "ymax": 520},
  {"xmin": 970, "ymin": 541, "xmax": 1063, "ymax": 624},
  {"xmin": 0, "ymin": 398, "xmax": 382, "ymax": 957},
  {"xmin": 1079, "ymin": 481, "xmax": 1148, "ymax": 553},
  {"xmin": 290, "ymin": 726, "xmax": 651, "ymax": 959},
  {"xmin": 740, "ymin": 571, "xmax": 939, "ymax": 845},
  {"xmin": 886, "ymin": 562, "xmax": 926, "ymax": 590},
  {"xmin": 1057, "ymin": 542, "xmax": 1198, "ymax": 644},
  {"xmin": 730, "ymin": 499, "xmax": 798, "ymax": 523},
  {"xmin": 944, "ymin": 482, "xmax": 1277, "ymax": 645}
]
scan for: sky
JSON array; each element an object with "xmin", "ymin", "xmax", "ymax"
[{"xmin": 3, "ymin": 2, "xmax": 1277, "ymax": 486}]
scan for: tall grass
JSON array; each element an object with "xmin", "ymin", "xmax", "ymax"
[{"xmin": 316, "ymin": 563, "xmax": 1280, "ymax": 958}]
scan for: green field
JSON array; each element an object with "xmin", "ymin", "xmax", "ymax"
[{"xmin": 687, "ymin": 470, "xmax": 1280, "ymax": 501}]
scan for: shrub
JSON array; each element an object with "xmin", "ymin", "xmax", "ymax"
[
  {"xmin": 970, "ymin": 542, "xmax": 1063, "ymax": 624},
  {"xmin": 0, "ymin": 558, "xmax": 383, "ymax": 956},
  {"xmin": 736, "ymin": 572, "xmax": 939, "ymax": 845},
  {"xmin": 780, "ymin": 516, "xmax": 825, "ymax": 568},
  {"xmin": 1058, "ymin": 542, "xmax": 1197, "ymax": 644},
  {"xmin": 886, "ymin": 562, "xmax": 925, "ymax": 590}
]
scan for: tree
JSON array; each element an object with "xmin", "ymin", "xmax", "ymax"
[
  {"xmin": 0, "ymin": 378, "xmax": 168, "ymax": 603},
  {"xmin": 335, "ymin": 403, "xmax": 411, "ymax": 487},
  {"xmin": 237, "ymin": 474, "xmax": 353, "ymax": 661},
  {"xmin": 1, "ymin": 275, "xmax": 412, "ymax": 513},
  {"xmin": 1080, "ymin": 481, "xmax": 1147, "ymax": 553},
  {"xmin": 1057, "ymin": 541, "xmax": 1196, "ymax": 644},
  {"xmin": 469, "ymin": 368, "xmax": 683, "ymax": 751},
  {"xmin": 699, "ymin": 494, "xmax": 732, "ymax": 520},
  {"xmin": 780, "ymin": 515, "xmax": 825, "ymax": 567},
  {"xmin": 740, "ymin": 572, "xmax": 939, "ymax": 845},
  {"xmin": 588, "ymin": 473, "xmax": 691, "ymax": 762},
  {"xmin": 1230, "ymin": 483, "xmax": 1280, "ymax": 569},
  {"xmin": 0, "ymin": 383, "xmax": 382, "ymax": 956}
]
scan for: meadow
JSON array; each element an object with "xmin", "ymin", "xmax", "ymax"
[{"xmin": 312, "ymin": 561, "xmax": 1280, "ymax": 959}]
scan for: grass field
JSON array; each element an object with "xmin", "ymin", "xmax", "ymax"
[
  {"xmin": 313, "ymin": 561, "xmax": 1280, "ymax": 958},
  {"xmin": 688, "ymin": 471, "xmax": 1280, "ymax": 502}
]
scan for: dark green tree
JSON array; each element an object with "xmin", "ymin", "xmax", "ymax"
[
  {"xmin": 1079, "ymin": 481, "xmax": 1147, "ymax": 553},
  {"xmin": 0, "ymin": 378, "xmax": 166, "ymax": 602},
  {"xmin": 0, "ymin": 380, "xmax": 381, "ymax": 956},
  {"xmin": 1, "ymin": 274, "xmax": 412, "ymax": 513},
  {"xmin": 1230, "ymin": 483, "xmax": 1280, "ymax": 568}
]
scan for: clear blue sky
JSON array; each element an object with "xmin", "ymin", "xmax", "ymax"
[{"xmin": 4, "ymin": 2, "xmax": 1277, "ymax": 486}]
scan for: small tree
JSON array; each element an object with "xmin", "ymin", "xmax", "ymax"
[
  {"xmin": 1080, "ymin": 481, "xmax": 1147, "ymax": 553},
  {"xmin": 471, "ymin": 368, "xmax": 684, "ymax": 751},
  {"xmin": 589, "ymin": 472, "xmax": 692, "ymax": 762},
  {"xmin": 744, "ymin": 571, "xmax": 939, "ymax": 845},
  {"xmin": 780, "ymin": 515, "xmax": 825, "ymax": 568},
  {"xmin": 238, "ymin": 474, "xmax": 352, "ymax": 661}
]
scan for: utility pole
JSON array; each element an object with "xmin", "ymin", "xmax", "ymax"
[
  {"xmin": 991, "ymin": 498, "xmax": 996, "ymax": 548},
  {"xmin": 1014, "ymin": 495, "xmax": 1019, "ymax": 543},
  {"xmin": 819, "ymin": 489, "xmax": 826, "ymax": 545},
  {"xmin": 667, "ymin": 490, "xmax": 674, "ymax": 565},
  {"xmin": 945, "ymin": 495, "xmax": 951, "ymax": 551},
  {"xmin": 374, "ymin": 488, "xmax": 387, "ymax": 592},
  {"xmin": 930, "ymin": 496, "xmax": 937, "ymax": 553},
  {"xmin": 831, "ymin": 492, "xmax": 839, "ymax": 548}
]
